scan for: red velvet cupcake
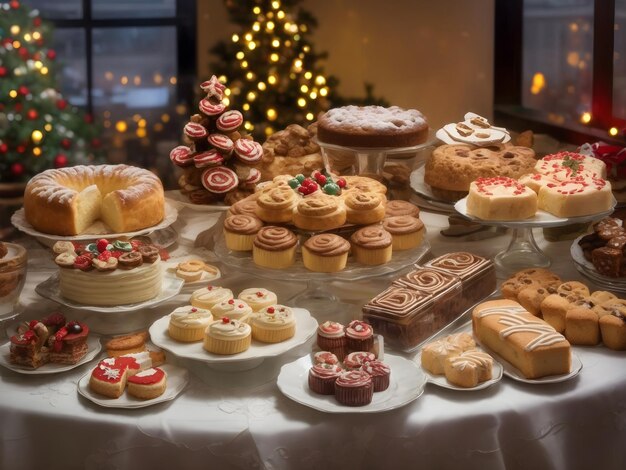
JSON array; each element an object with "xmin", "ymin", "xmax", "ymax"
[
  {"xmin": 360, "ymin": 359, "xmax": 391, "ymax": 392},
  {"xmin": 316, "ymin": 321, "xmax": 347, "ymax": 360},
  {"xmin": 343, "ymin": 351, "xmax": 375, "ymax": 369},
  {"xmin": 308, "ymin": 363, "xmax": 343, "ymax": 395},
  {"xmin": 345, "ymin": 320, "xmax": 374, "ymax": 352},
  {"xmin": 313, "ymin": 351, "xmax": 340, "ymax": 365},
  {"xmin": 334, "ymin": 370, "xmax": 374, "ymax": 406}
]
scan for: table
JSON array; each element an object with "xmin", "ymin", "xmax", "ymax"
[{"xmin": 2, "ymin": 205, "xmax": 626, "ymax": 470}]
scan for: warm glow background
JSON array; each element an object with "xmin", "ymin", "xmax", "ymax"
[{"xmin": 197, "ymin": 0, "xmax": 495, "ymax": 130}]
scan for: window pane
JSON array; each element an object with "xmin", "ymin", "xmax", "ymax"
[
  {"xmin": 52, "ymin": 28, "xmax": 88, "ymax": 107},
  {"xmin": 522, "ymin": 0, "xmax": 594, "ymax": 124},
  {"xmin": 92, "ymin": 0, "xmax": 176, "ymax": 19},
  {"xmin": 615, "ymin": 0, "xmax": 626, "ymax": 120},
  {"xmin": 92, "ymin": 27, "xmax": 181, "ymax": 172},
  {"xmin": 23, "ymin": 0, "xmax": 82, "ymax": 19}
]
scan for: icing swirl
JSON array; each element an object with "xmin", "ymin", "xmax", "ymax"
[
  {"xmin": 313, "ymin": 351, "xmax": 340, "ymax": 365},
  {"xmin": 360, "ymin": 359, "xmax": 390, "ymax": 377},
  {"xmin": 252, "ymin": 305, "xmax": 295, "ymax": 328},
  {"xmin": 350, "ymin": 225, "xmax": 392, "ymax": 249},
  {"xmin": 345, "ymin": 320, "xmax": 373, "ymax": 340},
  {"xmin": 317, "ymin": 321, "xmax": 345, "ymax": 339},
  {"xmin": 395, "ymin": 268, "xmax": 458, "ymax": 294},
  {"xmin": 190, "ymin": 286, "xmax": 234, "ymax": 309},
  {"xmin": 304, "ymin": 234, "xmax": 350, "ymax": 257},
  {"xmin": 229, "ymin": 198, "xmax": 258, "ymax": 217},
  {"xmin": 363, "ymin": 286, "xmax": 432, "ymax": 319},
  {"xmin": 382, "ymin": 215, "xmax": 424, "ymax": 235},
  {"xmin": 207, "ymin": 318, "xmax": 251, "ymax": 339},
  {"xmin": 223, "ymin": 214, "xmax": 263, "ymax": 235},
  {"xmin": 169, "ymin": 305, "xmax": 213, "ymax": 327},
  {"xmin": 253, "ymin": 226, "xmax": 297, "ymax": 251},
  {"xmin": 344, "ymin": 351, "xmax": 375, "ymax": 368},
  {"xmin": 256, "ymin": 186, "xmax": 298, "ymax": 210},
  {"xmin": 344, "ymin": 192, "xmax": 383, "ymax": 211},
  {"xmin": 385, "ymin": 200, "xmax": 420, "ymax": 218},
  {"xmin": 296, "ymin": 195, "xmax": 341, "ymax": 217},
  {"xmin": 426, "ymin": 252, "xmax": 489, "ymax": 279},
  {"xmin": 335, "ymin": 369, "xmax": 372, "ymax": 388},
  {"xmin": 309, "ymin": 363, "xmax": 343, "ymax": 379}
]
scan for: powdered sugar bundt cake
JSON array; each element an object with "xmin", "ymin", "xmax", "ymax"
[
  {"xmin": 24, "ymin": 164, "xmax": 165, "ymax": 235},
  {"xmin": 317, "ymin": 105, "xmax": 428, "ymax": 148}
]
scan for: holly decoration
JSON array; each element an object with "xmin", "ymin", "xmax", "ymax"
[
  {"xmin": 0, "ymin": 0, "xmax": 106, "ymax": 182},
  {"xmin": 288, "ymin": 169, "xmax": 346, "ymax": 196}
]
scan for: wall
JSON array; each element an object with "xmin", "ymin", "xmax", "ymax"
[{"xmin": 197, "ymin": 0, "xmax": 494, "ymax": 130}]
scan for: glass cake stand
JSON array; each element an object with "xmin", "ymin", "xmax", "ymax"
[{"xmin": 454, "ymin": 196, "xmax": 616, "ymax": 274}]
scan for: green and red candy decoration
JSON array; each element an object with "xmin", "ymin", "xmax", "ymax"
[{"xmin": 288, "ymin": 170, "xmax": 347, "ymax": 196}]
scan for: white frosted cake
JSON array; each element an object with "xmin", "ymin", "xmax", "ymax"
[{"xmin": 466, "ymin": 176, "xmax": 537, "ymax": 220}]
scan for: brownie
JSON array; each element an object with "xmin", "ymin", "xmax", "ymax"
[{"xmin": 592, "ymin": 246, "xmax": 622, "ymax": 277}]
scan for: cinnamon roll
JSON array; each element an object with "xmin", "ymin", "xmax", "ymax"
[
  {"xmin": 292, "ymin": 194, "xmax": 346, "ymax": 231},
  {"xmin": 254, "ymin": 185, "xmax": 299, "ymax": 223},
  {"xmin": 344, "ymin": 192, "xmax": 386, "ymax": 225}
]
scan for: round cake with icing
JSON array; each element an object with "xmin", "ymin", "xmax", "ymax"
[
  {"xmin": 466, "ymin": 176, "xmax": 538, "ymax": 221},
  {"xmin": 317, "ymin": 105, "xmax": 428, "ymax": 148},
  {"xmin": 24, "ymin": 164, "xmax": 165, "ymax": 236},
  {"xmin": 54, "ymin": 239, "xmax": 162, "ymax": 306}
]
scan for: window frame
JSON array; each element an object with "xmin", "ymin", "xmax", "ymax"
[{"xmin": 494, "ymin": 0, "xmax": 625, "ymax": 145}]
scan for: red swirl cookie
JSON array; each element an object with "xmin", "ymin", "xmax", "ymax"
[
  {"xmin": 200, "ymin": 75, "xmax": 226, "ymax": 100},
  {"xmin": 170, "ymin": 145, "xmax": 195, "ymax": 167},
  {"xmin": 207, "ymin": 134, "xmax": 234, "ymax": 155},
  {"xmin": 199, "ymin": 99, "xmax": 226, "ymax": 116},
  {"xmin": 193, "ymin": 149, "xmax": 225, "ymax": 168},
  {"xmin": 184, "ymin": 122, "xmax": 207, "ymax": 140},
  {"xmin": 233, "ymin": 139, "xmax": 263, "ymax": 164},
  {"xmin": 216, "ymin": 110, "xmax": 243, "ymax": 132},
  {"xmin": 201, "ymin": 166, "xmax": 239, "ymax": 194}
]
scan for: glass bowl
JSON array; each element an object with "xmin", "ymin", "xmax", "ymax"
[{"xmin": 0, "ymin": 242, "xmax": 27, "ymax": 319}]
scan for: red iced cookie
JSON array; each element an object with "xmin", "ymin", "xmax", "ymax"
[
  {"xmin": 169, "ymin": 146, "xmax": 194, "ymax": 167},
  {"xmin": 199, "ymin": 99, "xmax": 225, "ymax": 116},
  {"xmin": 201, "ymin": 166, "xmax": 239, "ymax": 194},
  {"xmin": 207, "ymin": 133, "xmax": 234, "ymax": 155},
  {"xmin": 193, "ymin": 149, "xmax": 225, "ymax": 168},
  {"xmin": 216, "ymin": 110, "xmax": 243, "ymax": 133},
  {"xmin": 233, "ymin": 139, "xmax": 263, "ymax": 164}
]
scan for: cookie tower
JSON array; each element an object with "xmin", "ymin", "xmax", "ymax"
[{"xmin": 170, "ymin": 76, "xmax": 264, "ymax": 205}]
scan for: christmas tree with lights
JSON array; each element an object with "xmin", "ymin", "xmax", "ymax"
[
  {"xmin": 0, "ymin": 0, "xmax": 105, "ymax": 183},
  {"xmin": 210, "ymin": 0, "xmax": 386, "ymax": 140}
]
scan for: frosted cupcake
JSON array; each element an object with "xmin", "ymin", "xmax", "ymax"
[
  {"xmin": 360, "ymin": 359, "xmax": 391, "ymax": 392},
  {"xmin": 190, "ymin": 285, "xmax": 233, "ymax": 310},
  {"xmin": 345, "ymin": 320, "xmax": 374, "ymax": 352},
  {"xmin": 343, "ymin": 351, "xmax": 375, "ymax": 369},
  {"xmin": 203, "ymin": 317, "xmax": 252, "ymax": 355},
  {"xmin": 168, "ymin": 305, "xmax": 214, "ymax": 342},
  {"xmin": 211, "ymin": 298, "xmax": 253, "ymax": 323},
  {"xmin": 302, "ymin": 233, "xmax": 351, "ymax": 273},
  {"xmin": 316, "ymin": 321, "xmax": 347, "ymax": 360},
  {"xmin": 250, "ymin": 305, "xmax": 296, "ymax": 343},
  {"xmin": 350, "ymin": 225, "xmax": 393, "ymax": 266},
  {"xmin": 237, "ymin": 288, "xmax": 278, "ymax": 312},
  {"xmin": 334, "ymin": 370, "xmax": 374, "ymax": 406},
  {"xmin": 252, "ymin": 226, "xmax": 298, "ymax": 269},
  {"xmin": 382, "ymin": 215, "xmax": 425, "ymax": 250},
  {"xmin": 223, "ymin": 214, "xmax": 264, "ymax": 251},
  {"xmin": 308, "ymin": 363, "xmax": 343, "ymax": 395}
]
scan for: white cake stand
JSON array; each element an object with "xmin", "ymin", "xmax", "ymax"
[{"xmin": 454, "ymin": 197, "xmax": 616, "ymax": 274}]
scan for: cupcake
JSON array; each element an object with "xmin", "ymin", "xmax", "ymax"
[
  {"xmin": 345, "ymin": 320, "xmax": 374, "ymax": 352},
  {"xmin": 308, "ymin": 363, "xmax": 343, "ymax": 395},
  {"xmin": 382, "ymin": 215, "xmax": 425, "ymax": 251},
  {"xmin": 253, "ymin": 226, "xmax": 298, "ymax": 269},
  {"xmin": 223, "ymin": 214, "xmax": 264, "ymax": 251},
  {"xmin": 250, "ymin": 304, "xmax": 296, "ymax": 343},
  {"xmin": 302, "ymin": 234, "xmax": 350, "ymax": 273},
  {"xmin": 313, "ymin": 351, "xmax": 340, "ymax": 365},
  {"xmin": 350, "ymin": 225, "xmax": 393, "ymax": 266},
  {"xmin": 344, "ymin": 351, "xmax": 375, "ymax": 369},
  {"xmin": 255, "ymin": 185, "xmax": 299, "ymax": 223},
  {"xmin": 384, "ymin": 200, "xmax": 420, "ymax": 219},
  {"xmin": 211, "ymin": 298, "xmax": 253, "ymax": 323},
  {"xmin": 203, "ymin": 317, "xmax": 252, "ymax": 355},
  {"xmin": 190, "ymin": 285, "xmax": 234, "ymax": 310},
  {"xmin": 344, "ymin": 192, "xmax": 386, "ymax": 225},
  {"xmin": 227, "ymin": 195, "xmax": 258, "ymax": 218},
  {"xmin": 334, "ymin": 370, "xmax": 374, "ymax": 406},
  {"xmin": 360, "ymin": 359, "xmax": 391, "ymax": 392},
  {"xmin": 237, "ymin": 288, "xmax": 278, "ymax": 312},
  {"xmin": 292, "ymin": 195, "xmax": 347, "ymax": 232},
  {"xmin": 168, "ymin": 305, "xmax": 214, "ymax": 342},
  {"xmin": 316, "ymin": 321, "xmax": 347, "ymax": 359}
]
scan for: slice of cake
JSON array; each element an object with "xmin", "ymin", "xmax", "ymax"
[
  {"xmin": 537, "ymin": 176, "xmax": 613, "ymax": 218},
  {"xmin": 466, "ymin": 176, "xmax": 537, "ymax": 221},
  {"xmin": 443, "ymin": 349, "xmax": 493, "ymax": 388},
  {"xmin": 9, "ymin": 321, "xmax": 50, "ymax": 368},
  {"xmin": 48, "ymin": 321, "xmax": 90, "ymax": 364}
]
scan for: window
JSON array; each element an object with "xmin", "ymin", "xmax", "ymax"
[
  {"xmin": 495, "ymin": 0, "xmax": 625, "ymax": 145},
  {"xmin": 23, "ymin": 0, "xmax": 196, "ymax": 185}
]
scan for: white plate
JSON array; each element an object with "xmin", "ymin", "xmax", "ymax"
[
  {"xmin": 570, "ymin": 235, "xmax": 626, "ymax": 293},
  {"xmin": 165, "ymin": 190, "xmax": 230, "ymax": 212},
  {"xmin": 0, "ymin": 335, "xmax": 102, "ymax": 375},
  {"xmin": 149, "ymin": 308, "xmax": 318, "ymax": 365},
  {"xmin": 163, "ymin": 260, "xmax": 221, "ymax": 288},
  {"xmin": 454, "ymin": 196, "xmax": 616, "ymax": 228},
  {"xmin": 77, "ymin": 363, "xmax": 188, "ymax": 409},
  {"xmin": 277, "ymin": 354, "xmax": 426, "ymax": 413},
  {"xmin": 35, "ymin": 273, "xmax": 185, "ymax": 313},
  {"xmin": 11, "ymin": 201, "xmax": 179, "ymax": 243},
  {"xmin": 414, "ymin": 350, "xmax": 503, "ymax": 391}
]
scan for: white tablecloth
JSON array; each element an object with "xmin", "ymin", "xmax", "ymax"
[{"xmin": 2, "ymin": 204, "xmax": 626, "ymax": 470}]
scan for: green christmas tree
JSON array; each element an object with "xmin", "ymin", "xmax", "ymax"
[
  {"xmin": 0, "ymin": 0, "xmax": 105, "ymax": 183},
  {"xmin": 210, "ymin": 0, "xmax": 386, "ymax": 141}
]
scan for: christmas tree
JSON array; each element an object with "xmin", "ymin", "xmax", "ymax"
[
  {"xmin": 0, "ymin": 0, "xmax": 105, "ymax": 183},
  {"xmin": 210, "ymin": 0, "xmax": 386, "ymax": 141}
]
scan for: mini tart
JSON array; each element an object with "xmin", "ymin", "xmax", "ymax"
[
  {"xmin": 384, "ymin": 200, "xmax": 420, "ymax": 219},
  {"xmin": 250, "ymin": 305, "xmax": 296, "ymax": 343},
  {"xmin": 345, "ymin": 320, "xmax": 374, "ymax": 352},
  {"xmin": 292, "ymin": 194, "xmax": 347, "ymax": 231},
  {"xmin": 126, "ymin": 367, "xmax": 167, "ymax": 399},
  {"xmin": 190, "ymin": 285, "xmax": 234, "ymax": 310},
  {"xmin": 237, "ymin": 288, "xmax": 278, "ymax": 312},
  {"xmin": 203, "ymin": 318, "xmax": 252, "ymax": 355},
  {"xmin": 344, "ymin": 192, "xmax": 386, "ymax": 225},
  {"xmin": 382, "ymin": 215, "xmax": 425, "ymax": 250},
  {"xmin": 360, "ymin": 359, "xmax": 391, "ymax": 392},
  {"xmin": 308, "ymin": 363, "xmax": 343, "ymax": 395},
  {"xmin": 223, "ymin": 214, "xmax": 264, "ymax": 251},
  {"xmin": 317, "ymin": 321, "xmax": 347, "ymax": 359},
  {"xmin": 302, "ymin": 233, "xmax": 350, "ymax": 273},
  {"xmin": 254, "ymin": 185, "xmax": 300, "ymax": 223},
  {"xmin": 334, "ymin": 369, "xmax": 374, "ymax": 407},
  {"xmin": 350, "ymin": 225, "xmax": 393, "ymax": 266},
  {"xmin": 252, "ymin": 226, "xmax": 298, "ymax": 269},
  {"xmin": 211, "ymin": 298, "xmax": 253, "ymax": 323},
  {"xmin": 168, "ymin": 305, "xmax": 213, "ymax": 342}
]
